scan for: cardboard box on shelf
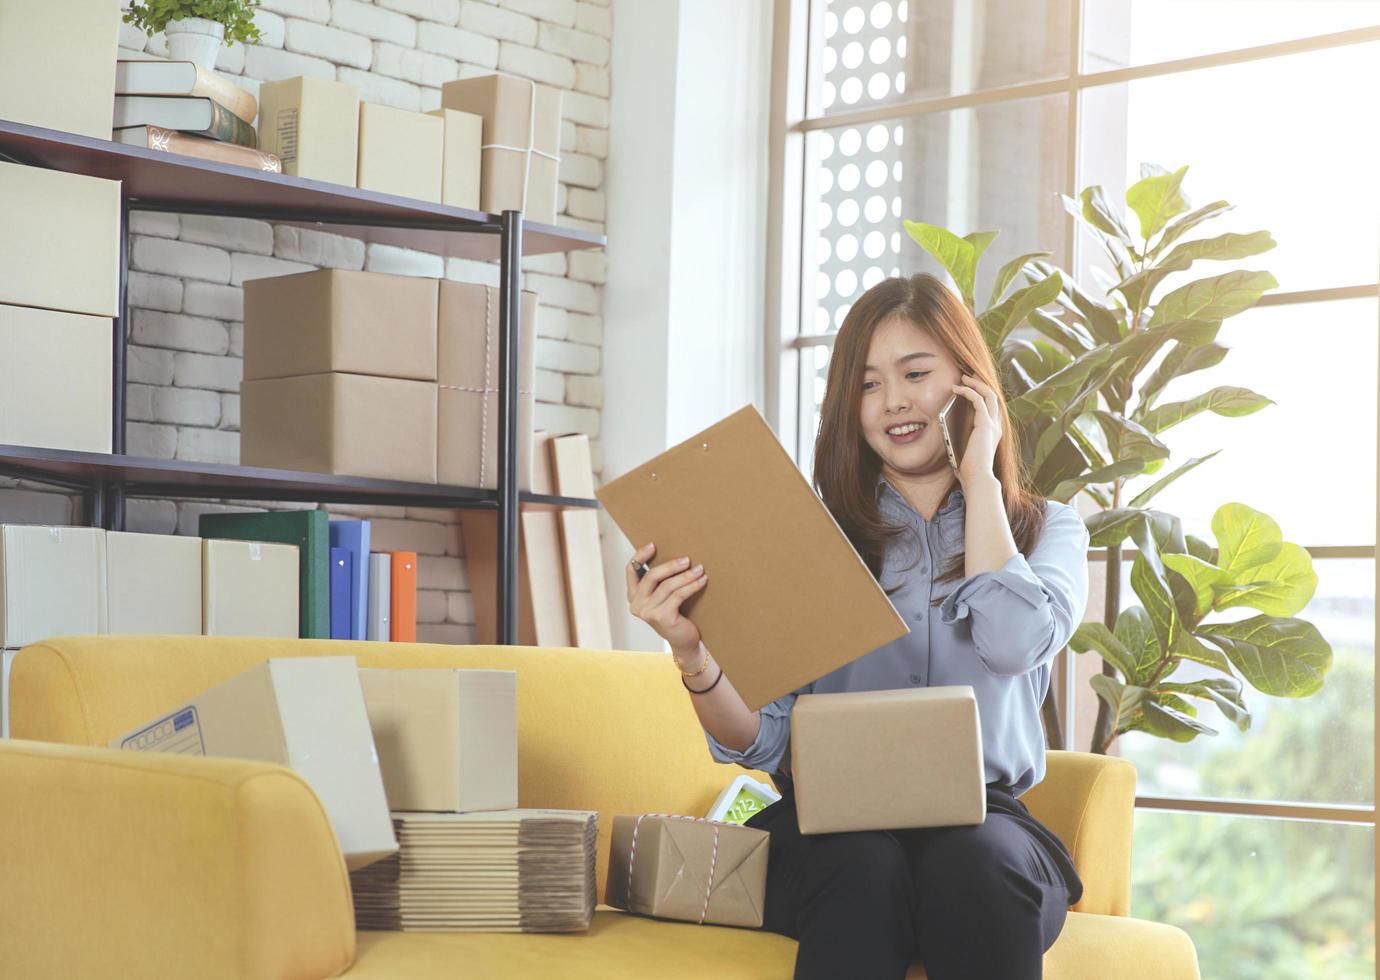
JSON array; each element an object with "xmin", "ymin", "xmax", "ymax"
[
  {"xmin": 243, "ymin": 269, "xmax": 438, "ymax": 383},
  {"xmin": 201, "ymin": 538, "xmax": 299, "ymax": 638},
  {"xmin": 106, "ymin": 532, "xmax": 202, "ymax": 636},
  {"xmin": 110, "ymin": 656, "xmax": 398, "ymax": 870},
  {"xmin": 0, "ymin": 162, "xmax": 120, "ymax": 317},
  {"xmin": 240, "ymin": 372, "xmax": 438, "ymax": 485},
  {"xmin": 437, "ymin": 281, "xmax": 537, "ymax": 491},
  {"xmin": 257, "ymin": 76, "xmax": 360, "ymax": 186},
  {"xmin": 606, "ymin": 815, "xmax": 769, "ymax": 928},
  {"xmin": 461, "ymin": 515, "xmax": 571, "ymax": 648},
  {"xmin": 0, "ymin": 0, "xmax": 122, "ymax": 140},
  {"xmin": 357, "ymin": 103, "xmax": 443, "ymax": 203},
  {"xmin": 0, "ymin": 525, "xmax": 107, "ymax": 649},
  {"xmin": 440, "ymin": 73, "xmax": 560, "ymax": 224},
  {"xmin": 0, "ymin": 304, "xmax": 112, "ymax": 454},
  {"xmin": 790, "ymin": 686, "xmax": 987, "ymax": 835},
  {"xmin": 427, "ymin": 107, "xmax": 482, "ymax": 211},
  {"xmin": 549, "ymin": 435, "xmax": 611, "ymax": 650},
  {"xmin": 357, "ymin": 668, "xmax": 517, "ymax": 812}
]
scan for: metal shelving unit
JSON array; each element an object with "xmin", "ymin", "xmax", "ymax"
[{"xmin": 0, "ymin": 118, "xmax": 605, "ymax": 645}]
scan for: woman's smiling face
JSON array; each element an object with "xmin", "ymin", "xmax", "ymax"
[{"xmin": 859, "ymin": 315, "xmax": 966, "ymax": 475}]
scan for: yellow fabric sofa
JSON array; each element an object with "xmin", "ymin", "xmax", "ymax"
[{"xmin": 2, "ymin": 635, "xmax": 1201, "ymax": 979}]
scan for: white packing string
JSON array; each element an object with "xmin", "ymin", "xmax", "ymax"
[
  {"xmin": 625, "ymin": 814, "xmax": 725, "ymax": 925},
  {"xmin": 475, "ymin": 77, "xmax": 560, "ymax": 214}
]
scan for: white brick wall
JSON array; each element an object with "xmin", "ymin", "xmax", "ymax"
[{"xmin": 0, "ymin": 1, "xmax": 614, "ymax": 647}]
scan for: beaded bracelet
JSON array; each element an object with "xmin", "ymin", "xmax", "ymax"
[
  {"xmin": 682, "ymin": 663, "xmax": 724, "ymax": 695},
  {"xmin": 674, "ymin": 650, "xmax": 711, "ymax": 678}
]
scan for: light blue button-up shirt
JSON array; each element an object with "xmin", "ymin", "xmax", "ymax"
[{"xmin": 703, "ymin": 475, "xmax": 1091, "ymax": 796}]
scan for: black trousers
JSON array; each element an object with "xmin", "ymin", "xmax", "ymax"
[{"xmin": 744, "ymin": 781, "xmax": 1083, "ymax": 980}]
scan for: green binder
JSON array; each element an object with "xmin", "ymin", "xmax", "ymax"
[{"xmin": 199, "ymin": 510, "xmax": 330, "ymax": 639}]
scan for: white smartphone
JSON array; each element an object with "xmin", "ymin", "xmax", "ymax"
[{"xmin": 937, "ymin": 393, "xmax": 959, "ymax": 471}]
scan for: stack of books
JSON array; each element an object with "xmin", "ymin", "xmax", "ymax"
[
  {"xmin": 112, "ymin": 59, "xmax": 280, "ymax": 172},
  {"xmin": 351, "ymin": 810, "xmax": 598, "ymax": 933}
]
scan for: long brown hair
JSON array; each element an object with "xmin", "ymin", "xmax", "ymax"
[{"xmin": 812, "ymin": 273, "xmax": 1047, "ymax": 601}]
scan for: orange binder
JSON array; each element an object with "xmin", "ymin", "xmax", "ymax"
[{"xmin": 388, "ymin": 551, "xmax": 417, "ymax": 642}]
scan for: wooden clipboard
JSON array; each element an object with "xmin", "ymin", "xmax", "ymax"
[{"xmin": 595, "ymin": 405, "xmax": 909, "ymax": 711}]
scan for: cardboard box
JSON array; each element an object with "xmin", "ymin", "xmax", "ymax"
[
  {"xmin": 111, "ymin": 656, "xmax": 398, "ymax": 870},
  {"xmin": 437, "ymin": 281, "xmax": 537, "ymax": 490},
  {"xmin": 357, "ymin": 103, "xmax": 444, "ymax": 202},
  {"xmin": 0, "ymin": 0, "xmax": 121, "ymax": 140},
  {"xmin": 0, "ymin": 304, "xmax": 113, "ymax": 453},
  {"xmin": 0, "ymin": 162, "xmax": 120, "ymax": 317},
  {"xmin": 549, "ymin": 435, "xmax": 611, "ymax": 650},
  {"xmin": 790, "ymin": 686, "xmax": 987, "ymax": 835},
  {"xmin": 357, "ymin": 668, "xmax": 518, "ymax": 812},
  {"xmin": 606, "ymin": 815, "xmax": 768, "ymax": 928},
  {"xmin": 106, "ymin": 532, "xmax": 202, "ymax": 635},
  {"xmin": 240, "ymin": 372, "xmax": 438, "ymax": 485},
  {"xmin": 440, "ymin": 73, "xmax": 560, "ymax": 224},
  {"xmin": 427, "ymin": 107, "xmax": 482, "ymax": 210},
  {"xmin": 0, "ymin": 525, "xmax": 106, "ymax": 649},
  {"xmin": 201, "ymin": 538, "xmax": 299, "ymax": 638},
  {"xmin": 243, "ymin": 269, "xmax": 438, "ymax": 382},
  {"xmin": 257, "ymin": 76, "xmax": 360, "ymax": 185},
  {"xmin": 462, "ymin": 515, "xmax": 571, "ymax": 648},
  {"xmin": 596, "ymin": 405, "xmax": 910, "ymax": 711}
]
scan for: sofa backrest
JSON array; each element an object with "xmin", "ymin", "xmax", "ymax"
[{"xmin": 9, "ymin": 634, "xmax": 772, "ymax": 904}]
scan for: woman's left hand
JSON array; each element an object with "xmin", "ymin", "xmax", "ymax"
[{"xmin": 950, "ymin": 373, "xmax": 1002, "ymax": 486}]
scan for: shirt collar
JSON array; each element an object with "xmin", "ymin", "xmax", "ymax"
[{"xmin": 876, "ymin": 471, "xmax": 966, "ymax": 521}]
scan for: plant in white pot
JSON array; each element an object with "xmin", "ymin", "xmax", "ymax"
[{"xmin": 124, "ymin": 0, "xmax": 264, "ymax": 69}]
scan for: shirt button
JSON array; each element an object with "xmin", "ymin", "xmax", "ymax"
[
  {"xmin": 915, "ymin": 607, "xmax": 926, "ymax": 621},
  {"xmin": 909, "ymin": 673, "xmax": 923, "ymax": 685}
]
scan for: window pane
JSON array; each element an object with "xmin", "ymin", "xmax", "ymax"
[
  {"xmin": 802, "ymin": 93, "xmax": 1068, "ymax": 337},
  {"xmin": 810, "ymin": 0, "xmax": 1071, "ymax": 112},
  {"xmin": 1108, "ymin": 557, "xmax": 1375, "ymax": 807},
  {"xmin": 1119, "ymin": 298, "xmax": 1377, "ymax": 548},
  {"xmin": 1131, "ymin": 811, "xmax": 1374, "ymax": 978},
  {"xmin": 1077, "ymin": 42, "xmax": 1380, "ymax": 293},
  {"xmin": 1084, "ymin": 0, "xmax": 1380, "ymax": 72}
]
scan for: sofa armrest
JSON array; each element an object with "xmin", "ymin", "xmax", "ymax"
[
  {"xmin": 1019, "ymin": 750, "xmax": 1137, "ymax": 917},
  {"xmin": 0, "ymin": 739, "xmax": 356, "ymax": 980}
]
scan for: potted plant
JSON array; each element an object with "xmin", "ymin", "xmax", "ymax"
[
  {"xmin": 124, "ymin": 0, "xmax": 264, "ymax": 69},
  {"xmin": 904, "ymin": 165, "xmax": 1333, "ymax": 755}
]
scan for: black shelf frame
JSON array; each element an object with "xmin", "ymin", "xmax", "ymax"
[{"xmin": 0, "ymin": 118, "xmax": 605, "ymax": 645}]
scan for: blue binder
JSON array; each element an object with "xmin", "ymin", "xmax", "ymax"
[
  {"xmin": 329, "ymin": 520, "xmax": 372, "ymax": 640},
  {"xmin": 330, "ymin": 547, "xmax": 352, "ymax": 640}
]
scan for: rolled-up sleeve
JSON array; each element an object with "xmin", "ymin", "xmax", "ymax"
[
  {"xmin": 938, "ymin": 501, "xmax": 1090, "ymax": 676},
  {"xmin": 703, "ymin": 689, "xmax": 799, "ymax": 774}
]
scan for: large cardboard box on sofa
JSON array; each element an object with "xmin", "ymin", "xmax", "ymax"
[
  {"xmin": 241, "ymin": 372, "xmax": 438, "ymax": 484},
  {"xmin": 0, "ymin": 162, "xmax": 120, "ymax": 317},
  {"xmin": 243, "ymin": 269, "xmax": 439, "ymax": 382},
  {"xmin": 0, "ymin": 0, "xmax": 121, "ymax": 140},
  {"xmin": 0, "ymin": 525, "xmax": 107, "ymax": 649},
  {"xmin": 440, "ymin": 73, "xmax": 560, "ymax": 224},
  {"xmin": 606, "ymin": 815, "xmax": 769, "ymax": 928},
  {"xmin": 110, "ymin": 656, "xmax": 398, "ymax": 870},
  {"xmin": 257, "ymin": 76, "xmax": 359, "ymax": 185},
  {"xmin": 437, "ymin": 281, "xmax": 537, "ymax": 490},
  {"xmin": 358, "ymin": 668, "xmax": 518, "ymax": 812},
  {"xmin": 791, "ymin": 686, "xmax": 987, "ymax": 835},
  {"xmin": 107, "ymin": 532, "xmax": 202, "ymax": 635},
  {"xmin": 0, "ymin": 304, "xmax": 113, "ymax": 454}
]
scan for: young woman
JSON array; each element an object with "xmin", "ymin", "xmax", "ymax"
[{"xmin": 624, "ymin": 273, "xmax": 1090, "ymax": 980}]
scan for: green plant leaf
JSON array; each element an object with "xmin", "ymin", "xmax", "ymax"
[
  {"xmin": 1137, "ymin": 341, "xmax": 1229, "ymax": 412},
  {"xmin": 1195, "ymin": 616, "xmax": 1332, "ymax": 697},
  {"xmin": 1125, "ymin": 451, "xmax": 1220, "ymax": 509},
  {"xmin": 1030, "ymin": 260, "xmax": 1125, "ymax": 344},
  {"xmin": 1175, "ymin": 630, "xmax": 1235, "ymax": 674},
  {"xmin": 1147, "ymin": 270, "xmax": 1278, "ymax": 330},
  {"xmin": 1135, "ymin": 698, "xmax": 1217, "ymax": 741},
  {"xmin": 1085, "ymin": 507, "xmax": 1144, "ymax": 548},
  {"xmin": 1155, "ymin": 677, "xmax": 1251, "ymax": 732},
  {"xmin": 1117, "ymin": 231, "xmax": 1275, "ymax": 314},
  {"xmin": 1026, "ymin": 309, "xmax": 1095, "ymax": 353},
  {"xmin": 1126, "ymin": 164, "xmax": 1189, "ymax": 241},
  {"xmin": 1071, "ymin": 622, "xmax": 1141, "ymax": 683},
  {"xmin": 1138, "ymin": 386, "xmax": 1274, "ymax": 434},
  {"xmin": 1050, "ymin": 458, "xmax": 1144, "ymax": 501},
  {"xmin": 904, "ymin": 221, "xmax": 977, "ymax": 307},
  {"xmin": 1091, "ymin": 410, "xmax": 1171, "ymax": 463},
  {"xmin": 1007, "ymin": 345, "xmax": 1117, "ymax": 426},
  {"xmin": 1062, "ymin": 190, "xmax": 1135, "ymax": 275},
  {"xmin": 1131, "ymin": 549, "xmax": 1180, "ymax": 655},
  {"xmin": 1213, "ymin": 541, "xmax": 1318, "ymax": 617},
  {"xmin": 1149, "ymin": 199, "xmax": 1233, "ymax": 259},
  {"xmin": 989, "ymin": 251, "xmax": 1051, "ymax": 307},
  {"xmin": 1185, "ymin": 534, "xmax": 1218, "ymax": 564},
  {"xmin": 964, "ymin": 230, "xmax": 1000, "ymax": 267},
  {"xmin": 1090, "ymin": 674, "xmax": 1150, "ymax": 732},
  {"xmin": 1212, "ymin": 502, "xmax": 1285, "ymax": 576},
  {"xmin": 978, "ymin": 271, "xmax": 1063, "ymax": 348},
  {"xmin": 1116, "ymin": 606, "xmax": 1162, "ymax": 677},
  {"xmin": 1162, "ymin": 552, "xmax": 1232, "ymax": 619}
]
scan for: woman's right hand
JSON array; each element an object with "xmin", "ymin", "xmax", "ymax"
[{"xmin": 624, "ymin": 541, "xmax": 708, "ymax": 654}]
